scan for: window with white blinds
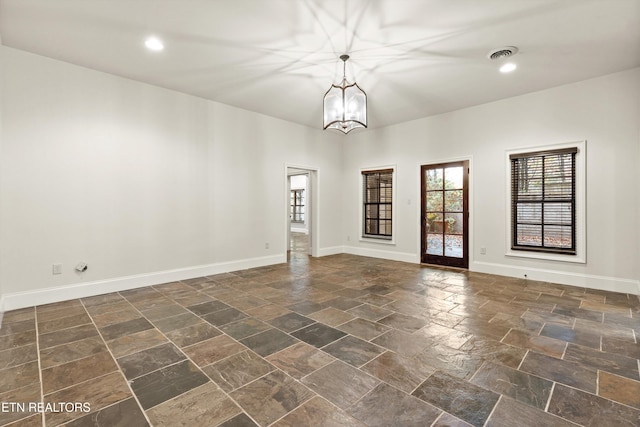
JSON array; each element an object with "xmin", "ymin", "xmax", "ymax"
[{"xmin": 510, "ymin": 147, "xmax": 577, "ymax": 254}]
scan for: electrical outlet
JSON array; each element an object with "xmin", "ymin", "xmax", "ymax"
[
  {"xmin": 52, "ymin": 263, "xmax": 62, "ymax": 275},
  {"xmin": 265, "ymin": 242, "xmax": 269, "ymax": 249},
  {"xmin": 480, "ymin": 247, "xmax": 487, "ymax": 255},
  {"xmin": 347, "ymin": 236, "xmax": 351, "ymax": 241}
]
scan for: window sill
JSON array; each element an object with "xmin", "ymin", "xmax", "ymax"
[
  {"xmin": 505, "ymin": 250, "xmax": 585, "ymax": 264},
  {"xmin": 360, "ymin": 236, "xmax": 395, "ymax": 245}
]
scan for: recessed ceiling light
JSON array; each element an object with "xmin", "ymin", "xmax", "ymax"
[
  {"xmin": 145, "ymin": 37, "xmax": 164, "ymax": 51},
  {"xmin": 500, "ymin": 62, "xmax": 517, "ymax": 73}
]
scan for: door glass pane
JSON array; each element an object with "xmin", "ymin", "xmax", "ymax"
[
  {"xmin": 444, "ymin": 166, "xmax": 463, "ymax": 189},
  {"xmin": 444, "ymin": 235, "xmax": 463, "ymax": 258},
  {"xmin": 426, "ymin": 191, "xmax": 443, "ymax": 211},
  {"xmin": 444, "ymin": 213, "xmax": 463, "ymax": 235},
  {"xmin": 426, "ymin": 233, "xmax": 443, "ymax": 255},
  {"xmin": 444, "ymin": 190, "xmax": 463, "ymax": 211},
  {"xmin": 426, "ymin": 213, "xmax": 443, "ymax": 233},
  {"xmin": 426, "ymin": 168, "xmax": 443, "ymax": 190}
]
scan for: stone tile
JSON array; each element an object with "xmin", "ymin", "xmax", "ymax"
[
  {"xmin": 165, "ymin": 322, "xmax": 222, "ymax": 348},
  {"xmin": 412, "ymin": 371, "xmax": 500, "ymax": 427},
  {"xmin": 602, "ymin": 335, "xmax": 640, "ymax": 360},
  {"xmin": 37, "ymin": 312, "xmax": 92, "ymax": 334},
  {"xmin": 91, "ymin": 307, "xmax": 141, "ymax": 329},
  {"xmin": 0, "ymin": 319, "xmax": 35, "ymax": 337},
  {"xmin": 459, "ymin": 337, "xmax": 527, "ymax": 369},
  {"xmin": 347, "ymin": 304, "xmax": 393, "ymax": 321},
  {"xmin": 1, "ymin": 308, "xmax": 35, "ymax": 325},
  {"xmin": 0, "ymin": 330, "xmax": 36, "ymax": 352},
  {"xmin": 485, "ymin": 396, "xmax": 579, "ymax": 427},
  {"xmin": 240, "ymin": 328, "xmax": 298, "ymax": 357},
  {"xmin": 266, "ymin": 342, "xmax": 335, "ymax": 380},
  {"xmin": 432, "ymin": 412, "xmax": 474, "ymax": 427},
  {"xmin": 141, "ymin": 303, "xmax": 188, "ymax": 321},
  {"xmin": 471, "ymin": 361, "xmax": 552, "ymax": 409},
  {"xmin": 39, "ymin": 337, "xmax": 107, "ymax": 370},
  {"xmin": 291, "ymin": 323, "xmax": 346, "ymax": 348},
  {"xmin": 3, "ymin": 413, "xmax": 42, "ymax": 427},
  {"xmin": 230, "ymin": 370, "xmax": 314, "ymax": 427},
  {"xmin": 540, "ymin": 323, "xmax": 600, "ymax": 349},
  {"xmin": 43, "ymin": 371, "xmax": 131, "ymax": 426},
  {"xmin": 324, "ymin": 296, "xmax": 362, "ymax": 311},
  {"xmin": 361, "ymin": 351, "xmax": 436, "ymax": 393},
  {"xmin": 337, "ymin": 318, "xmax": 390, "ymax": 341},
  {"xmin": 117, "ymin": 342, "xmax": 185, "ymax": 380},
  {"xmin": 349, "ymin": 383, "xmax": 441, "ymax": 427},
  {"xmin": 219, "ymin": 413, "xmax": 259, "ymax": 427},
  {"xmin": 548, "ymin": 383, "xmax": 640, "ymax": 427},
  {"xmin": 273, "ymin": 396, "xmax": 365, "ymax": 427},
  {"xmin": 130, "ymin": 360, "xmax": 209, "ymax": 410},
  {"xmin": 564, "ymin": 343, "xmax": 640, "ymax": 380},
  {"xmin": 36, "ymin": 305, "xmax": 86, "ymax": 323},
  {"xmin": 99, "ymin": 317, "xmax": 153, "ymax": 341},
  {"xmin": 150, "ymin": 311, "xmax": 202, "ymax": 333},
  {"xmin": 219, "ymin": 318, "xmax": 271, "ymax": 340},
  {"xmin": 371, "ymin": 330, "xmax": 428, "ymax": 357},
  {"xmin": 414, "ymin": 344, "xmax": 483, "ymax": 380},
  {"xmin": 0, "ymin": 361, "xmax": 40, "ymax": 394},
  {"xmin": 183, "ymin": 335, "xmax": 246, "ymax": 367},
  {"xmin": 65, "ymin": 397, "xmax": 149, "ymax": 427},
  {"xmin": 42, "ymin": 351, "xmax": 117, "ymax": 394},
  {"xmin": 0, "ymin": 344, "xmax": 38, "ymax": 370},
  {"xmin": 187, "ymin": 300, "xmax": 231, "ymax": 316},
  {"xmin": 83, "ymin": 300, "xmax": 133, "ymax": 317},
  {"xmin": 81, "ymin": 292, "xmax": 126, "ymax": 307},
  {"xmin": 501, "ymin": 329, "xmax": 566, "ymax": 359},
  {"xmin": 378, "ymin": 313, "xmax": 428, "ymax": 333},
  {"xmin": 520, "ymin": 351, "xmax": 597, "ymax": 393},
  {"xmin": 246, "ymin": 304, "xmax": 291, "ymax": 321},
  {"xmin": 574, "ymin": 318, "xmax": 635, "ymax": 341},
  {"xmin": 107, "ymin": 328, "xmax": 169, "ymax": 358},
  {"xmin": 0, "ymin": 383, "xmax": 41, "ymax": 425},
  {"xmin": 322, "ymin": 335, "xmax": 385, "ymax": 367},
  {"xmin": 598, "ymin": 371, "xmax": 640, "ymax": 409},
  {"xmin": 203, "ymin": 350, "xmax": 275, "ymax": 392},
  {"xmin": 202, "ymin": 308, "xmax": 248, "ymax": 326},
  {"xmin": 147, "ymin": 382, "xmax": 241, "ymax": 427},
  {"xmin": 418, "ymin": 323, "xmax": 471, "ymax": 349},
  {"xmin": 302, "ymin": 361, "xmax": 379, "ymax": 410},
  {"xmin": 552, "ymin": 306, "xmax": 603, "ymax": 323},
  {"xmin": 357, "ymin": 294, "xmax": 395, "ymax": 307},
  {"xmin": 283, "ymin": 300, "xmax": 326, "ymax": 316},
  {"xmin": 308, "ymin": 307, "xmax": 356, "ymax": 327},
  {"xmin": 225, "ymin": 295, "xmax": 269, "ymax": 311},
  {"xmin": 268, "ymin": 312, "xmax": 315, "ymax": 332}
]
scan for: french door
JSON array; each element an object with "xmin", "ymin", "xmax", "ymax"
[{"xmin": 421, "ymin": 161, "xmax": 469, "ymax": 268}]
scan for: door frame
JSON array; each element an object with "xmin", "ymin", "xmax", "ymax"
[
  {"xmin": 417, "ymin": 156, "xmax": 473, "ymax": 268},
  {"xmin": 285, "ymin": 164, "xmax": 319, "ymax": 258}
]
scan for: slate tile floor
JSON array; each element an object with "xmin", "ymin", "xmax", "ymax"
[{"xmin": 1, "ymin": 245, "xmax": 640, "ymax": 425}]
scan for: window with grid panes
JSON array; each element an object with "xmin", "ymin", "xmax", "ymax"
[
  {"xmin": 290, "ymin": 189, "xmax": 304, "ymax": 223},
  {"xmin": 362, "ymin": 169, "xmax": 393, "ymax": 239},
  {"xmin": 510, "ymin": 147, "xmax": 577, "ymax": 254}
]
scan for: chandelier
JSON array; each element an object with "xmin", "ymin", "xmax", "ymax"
[{"xmin": 323, "ymin": 54, "xmax": 367, "ymax": 134}]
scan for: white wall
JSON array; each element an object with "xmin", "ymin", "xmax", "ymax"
[
  {"xmin": 0, "ymin": 38, "xmax": 5, "ymax": 324},
  {"xmin": 344, "ymin": 68, "xmax": 640, "ymax": 294},
  {"xmin": 0, "ymin": 47, "xmax": 343, "ymax": 309}
]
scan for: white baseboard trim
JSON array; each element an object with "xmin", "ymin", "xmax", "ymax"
[
  {"xmin": 471, "ymin": 261, "xmax": 640, "ymax": 295},
  {"xmin": 343, "ymin": 246, "xmax": 419, "ymax": 264},
  {"xmin": 4, "ymin": 254, "xmax": 286, "ymax": 311},
  {"xmin": 318, "ymin": 246, "xmax": 345, "ymax": 257}
]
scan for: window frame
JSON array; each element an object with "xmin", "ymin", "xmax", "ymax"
[
  {"xmin": 290, "ymin": 189, "xmax": 305, "ymax": 223},
  {"xmin": 360, "ymin": 166, "xmax": 396, "ymax": 243},
  {"xmin": 505, "ymin": 141, "xmax": 586, "ymax": 263}
]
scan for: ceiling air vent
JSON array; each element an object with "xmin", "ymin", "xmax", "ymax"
[{"xmin": 487, "ymin": 46, "xmax": 519, "ymax": 60}]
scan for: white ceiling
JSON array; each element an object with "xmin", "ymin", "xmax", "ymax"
[{"xmin": 1, "ymin": 0, "xmax": 639, "ymax": 132}]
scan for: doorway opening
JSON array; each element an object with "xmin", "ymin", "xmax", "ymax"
[
  {"xmin": 421, "ymin": 160, "xmax": 469, "ymax": 268},
  {"xmin": 286, "ymin": 166, "xmax": 318, "ymax": 261}
]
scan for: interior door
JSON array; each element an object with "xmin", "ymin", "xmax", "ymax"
[{"xmin": 421, "ymin": 161, "xmax": 469, "ymax": 268}]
